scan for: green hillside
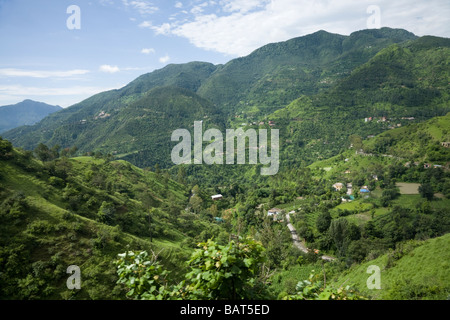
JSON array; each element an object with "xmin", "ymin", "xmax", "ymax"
[
  {"xmin": 0, "ymin": 138, "xmax": 227, "ymax": 299},
  {"xmin": 2, "ymin": 62, "xmax": 220, "ymax": 153},
  {"xmin": 198, "ymin": 28, "xmax": 417, "ymax": 113},
  {"xmin": 3, "ymin": 28, "xmax": 423, "ymax": 171},
  {"xmin": 269, "ymin": 36, "xmax": 450, "ymax": 168},
  {"xmin": 6, "ymin": 87, "xmax": 224, "ymax": 169},
  {"xmin": 329, "ymin": 234, "xmax": 450, "ymax": 299},
  {"xmin": 0, "ymin": 28, "xmax": 449, "ymax": 301}
]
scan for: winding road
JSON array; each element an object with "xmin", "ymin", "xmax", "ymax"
[{"xmin": 285, "ymin": 212, "xmax": 335, "ymax": 261}]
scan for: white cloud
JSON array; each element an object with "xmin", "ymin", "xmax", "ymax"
[
  {"xmin": 0, "ymin": 85, "xmax": 114, "ymax": 96},
  {"xmin": 175, "ymin": 2, "xmax": 183, "ymax": 9},
  {"xmin": 141, "ymin": 48, "xmax": 155, "ymax": 54},
  {"xmin": 122, "ymin": 0, "xmax": 158, "ymax": 15},
  {"xmin": 0, "ymin": 85, "xmax": 118, "ymax": 107},
  {"xmin": 148, "ymin": 0, "xmax": 450, "ymax": 57},
  {"xmin": 191, "ymin": 2, "xmax": 209, "ymax": 15},
  {"xmin": 99, "ymin": 65, "xmax": 120, "ymax": 73},
  {"xmin": 139, "ymin": 20, "xmax": 152, "ymax": 28},
  {"xmin": 152, "ymin": 23, "xmax": 172, "ymax": 35},
  {"xmin": 159, "ymin": 55, "xmax": 170, "ymax": 63},
  {"xmin": 0, "ymin": 68, "xmax": 90, "ymax": 78}
]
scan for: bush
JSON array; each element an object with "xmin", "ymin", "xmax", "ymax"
[{"xmin": 283, "ymin": 272, "xmax": 366, "ymax": 300}]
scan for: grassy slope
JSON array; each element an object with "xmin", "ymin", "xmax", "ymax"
[
  {"xmin": 329, "ymin": 233, "xmax": 450, "ymax": 299},
  {"xmin": 309, "ymin": 112, "xmax": 450, "ymax": 177},
  {"xmin": 0, "ymin": 148, "xmax": 204, "ymax": 299}
]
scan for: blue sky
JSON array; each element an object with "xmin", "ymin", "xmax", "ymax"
[{"xmin": 0, "ymin": 0, "xmax": 449, "ymax": 108}]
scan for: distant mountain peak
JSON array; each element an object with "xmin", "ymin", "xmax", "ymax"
[{"xmin": 0, "ymin": 100, "xmax": 62, "ymax": 133}]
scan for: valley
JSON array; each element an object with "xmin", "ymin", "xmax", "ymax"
[{"xmin": 0, "ymin": 28, "xmax": 449, "ymax": 301}]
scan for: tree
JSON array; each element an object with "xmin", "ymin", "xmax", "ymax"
[
  {"xmin": 419, "ymin": 183, "xmax": 434, "ymax": 201},
  {"xmin": 154, "ymin": 163, "xmax": 161, "ymax": 176},
  {"xmin": 348, "ymin": 134, "xmax": 363, "ymax": 151},
  {"xmin": 316, "ymin": 211, "xmax": 332, "ymax": 233},
  {"xmin": 98, "ymin": 201, "xmax": 116, "ymax": 224},
  {"xmin": 0, "ymin": 138, "xmax": 13, "ymax": 159},
  {"xmin": 177, "ymin": 166, "xmax": 186, "ymax": 184},
  {"xmin": 34, "ymin": 143, "xmax": 52, "ymax": 162},
  {"xmin": 328, "ymin": 218, "xmax": 350, "ymax": 257},
  {"xmin": 189, "ymin": 194, "xmax": 203, "ymax": 213}
]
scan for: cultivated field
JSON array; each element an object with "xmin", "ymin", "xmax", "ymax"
[{"xmin": 396, "ymin": 182, "xmax": 420, "ymax": 194}]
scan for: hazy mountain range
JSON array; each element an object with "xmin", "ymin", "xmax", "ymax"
[{"xmin": 0, "ymin": 100, "xmax": 61, "ymax": 134}]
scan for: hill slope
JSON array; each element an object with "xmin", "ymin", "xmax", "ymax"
[
  {"xmin": 269, "ymin": 36, "xmax": 450, "ymax": 168},
  {"xmin": 0, "ymin": 138, "xmax": 226, "ymax": 299},
  {"xmin": 197, "ymin": 28, "xmax": 417, "ymax": 113},
  {"xmin": 0, "ymin": 100, "xmax": 61, "ymax": 133},
  {"xmin": 329, "ymin": 234, "xmax": 450, "ymax": 299},
  {"xmin": 3, "ymin": 28, "xmax": 448, "ymax": 173}
]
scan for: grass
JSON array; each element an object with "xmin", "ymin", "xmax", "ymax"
[
  {"xmin": 329, "ymin": 233, "xmax": 450, "ymax": 299},
  {"xmin": 392, "ymin": 194, "xmax": 450, "ymax": 210},
  {"xmin": 269, "ymin": 263, "xmax": 319, "ymax": 298},
  {"xmin": 396, "ymin": 182, "xmax": 420, "ymax": 194}
]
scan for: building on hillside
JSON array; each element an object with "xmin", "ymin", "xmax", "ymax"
[
  {"xmin": 211, "ymin": 194, "xmax": 223, "ymax": 201},
  {"xmin": 360, "ymin": 188, "xmax": 370, "ymax": 193},
  {"xmin": 267, "ymin": 208, "xmax": 282, "ymax": 216},
  {"xmin": 441, "ymin": 142, "xmax": 450, "ymax": 148},
  {"xmin": 332, "ymin": 183, "xmax": 344, "ymax": 191},
  {"xmin": 341, "ymin": 195, "xmax": 355, "ymax": 202}
]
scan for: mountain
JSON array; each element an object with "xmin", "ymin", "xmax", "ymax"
[
  {"xmin": 0, "ymin": 100, "xmax": 62, "ymax": 133},
  {"xmin": 3, "ymin": 28, "xmax": 448, "ymax": 172},
  {"xmin": 197, "ymin": 28, "xmax": 417, "ymax": 113},
  {"xmin": 269, "ymin": 35, "xmax": 450, "ymax": 168}
]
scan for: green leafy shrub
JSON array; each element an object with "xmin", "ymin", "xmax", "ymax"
[
  {"xmin": 185, "ymin": 236, "xmax": 268, "ymax": 300},
  {"xmin": 283, "ymin": 272, "xmax": 367, "ymax": 300},
  {"xmin": 115, "ymin": 250, "xmax": 172, "ymax": 300}
]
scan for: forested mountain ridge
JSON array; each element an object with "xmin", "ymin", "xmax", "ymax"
[
  {"xmin": 3, "ymin": 28, "xmax": 422, "ymax": 166},
  {"xmin": 268, "ymin": 35, "xmax": 450, "ymax": 168},
  {"xmin": 0, "ymin": 100, "xmax": 61, "ymax": 133},
  {"xmin": 2, "ymin": 62, "xmax": 219, "ymax": 152},
  {"xmin": 197, "ymin": 28, "xmax": 417, "ymax": 112}
]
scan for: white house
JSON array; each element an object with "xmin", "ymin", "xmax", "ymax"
[
  {"xmin": 267, "ymin": 208, "xmax": 282, "ymax": 216},
  {"xmin": 211, "ymin": 194, "xmax": 223, "ymax": 201},
  {"xmin": 332, "ymin": 183, "xmax": 344, "ymax": 191}
]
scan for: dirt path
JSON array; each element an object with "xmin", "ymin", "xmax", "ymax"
[{"xmin": 286, "ymin": 212, "xmax": 335, "ymax": 261}]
